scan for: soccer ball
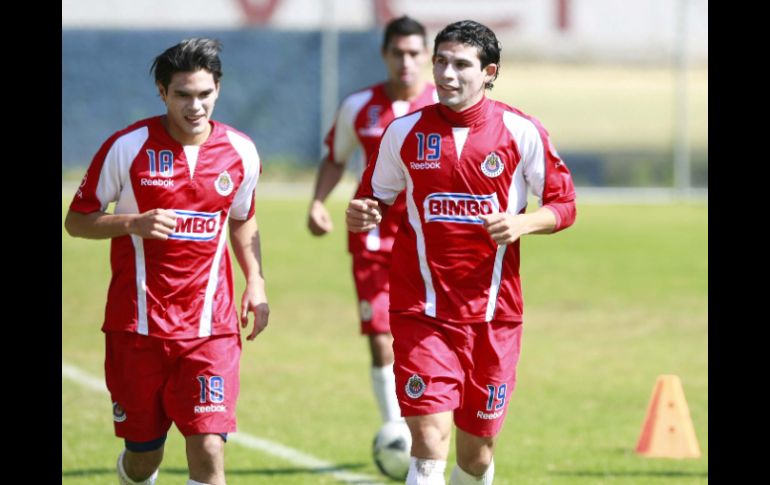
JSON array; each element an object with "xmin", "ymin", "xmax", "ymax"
[{"xmin": 372, "ymin": 420, "xmax": 412, "ymax": 480}]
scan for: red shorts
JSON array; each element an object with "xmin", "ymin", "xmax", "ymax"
[
  {"xmin": 390, "ymin": 312, "xmax": 523, "ymax": 437},
  {"xmin": 352, "ymin": 255, "xmax": 391, "ymax": 335},
  {"xmin": 104, "ymin": 331, "xmax": 241, "ymax": 442}
]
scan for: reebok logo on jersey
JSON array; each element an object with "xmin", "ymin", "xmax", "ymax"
[
  {"xmin": 358, "ymin": 126, "xmax": 385, "ymax": 137},
  {"xmin": 170, "ymin": 210, "xmax": 221, "ymax": 241},
  {"xmin": 410, "ymin": 161, "xmax": 441, "ymax": 170},
  {"xmin": 140, "ymin": 178, "xmax": 175, "ymax": 188},
  {"xmin": 424, "ymin": 193, "xmax": 500, "ymax": 224}
]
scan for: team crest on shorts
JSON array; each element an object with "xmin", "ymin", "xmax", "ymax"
[
  {"xmin": 480, "ymin": 152, "xmax": 504, "ymax": 178},
  {"xmin": 215, "ymin": 171, "xmax": 234, "ymax": 196},
  {"xmin": 359, "ymin": 300, "xmax": 373, "ymax": 321},
  {"xmin": 406, "ymin": 374, "xmax": 426, "ymax": 399},
  {"xmin": 113, "ymin": 402, "xmax": 127, "ymax": 423}
]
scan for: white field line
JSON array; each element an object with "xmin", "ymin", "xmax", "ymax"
[{"xmin": 61, "ymin": 361, "xmax": 385, "ymax": 485}]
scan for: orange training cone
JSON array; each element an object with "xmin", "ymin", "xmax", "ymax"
[{"xmin": 635, "ymin": 375, "xmax": 701, "ymax": 458}]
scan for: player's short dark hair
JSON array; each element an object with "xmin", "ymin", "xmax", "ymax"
[
  {"xmin": 433, "ymin": 20, "xmax": 501, "ymax": 90},
  {"xmin": 151, "ymin": 38, "xmax": 223, "ymax": 90},
  {"xmin": 382, "ymin": 15, "xmax": 428, "ymax": 51}
]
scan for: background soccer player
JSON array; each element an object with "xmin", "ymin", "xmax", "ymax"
[
  {"xmin": 64, "ymin": 38, "xmax": 269, "ymax": 485},
  {"xmin": 347, "ymin": 20, "xmax": 577, "ymax": 484},
  {"xmin": 307, "ymin": 16, "xmax": 437, "ymax": 426}
]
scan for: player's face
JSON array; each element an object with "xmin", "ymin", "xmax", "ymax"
[
  {"xmin": 433, "ymin": 41, "xmax": 497, "ymax": 112},
  {"xmin": 158, "ymin": 69, "xmax": 220, "ymax": 145},
  {"xmin": 382, "ymin": 34, "xmax": 428, "ymax": 88}
]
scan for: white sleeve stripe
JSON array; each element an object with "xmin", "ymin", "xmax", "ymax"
[
  {"xmin": 226, "ymin": 130, "xmax": 261, "ymax": 220},
  {"xmin": 372, "ymin": 111, "xmax": 422, "ymax": 204},
  {"xmin": 97, "ymin": 126, "xmax": 149, "ymax": 212},
  {"xmin": 332, "ymin": 89, "xmax": 373, "ymax": 164},
  {"xmin": 502, "ymin": 111, "xmax": 546, "ymax": 203}
]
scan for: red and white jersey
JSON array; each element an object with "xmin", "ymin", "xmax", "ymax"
[
  {"xmin": 357, "ymin": 97, "xmax": 577, "ymax": 324},
  {"xmin": 324, "ymin": 82, "xmax": 437, "ymax": 261},
  {"xmin": 70, "ymin": 116, "xmax": 261, "ymax": 339}
]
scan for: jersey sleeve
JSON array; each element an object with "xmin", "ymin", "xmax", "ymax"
[
  {"xmin": 519, "ymin": 118, "xmax": 576, "ymax": 233},
  {"xmin": 325, "ymin": 91, "xmax": 371, "ymax": 164},
  {"xmin": 356, "ymin": 121, "xmax": 407, "ymax": 205},
  {"xmin": 226, "ymin": 131, "xmax": 261, "ymax": 221},
  {"xmin": 69, "ymin": 126, "xmax": 148, "ymax": 214}
]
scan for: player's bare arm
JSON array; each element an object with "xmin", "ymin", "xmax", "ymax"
[
  {"xmin": 229, "ymin": 217, "xmax": 270, "ymax": 341},
  {"xmin": 308, "ymin": 159, "xmax": 346, "ymax": 236},
  {"xmin": 64, "ymin": 208, "xmax": 178, "ymax": 240},
  {"xmin": 346, "ymin": 198, "xmax": 382, "ymax": 233},
  {"xmin": 480, "ymin": 206, "xmax": 557, "ymax": 245}
]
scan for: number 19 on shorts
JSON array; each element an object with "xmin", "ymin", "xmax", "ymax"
[{"xmin": 486, "ymin": 383, "xmax": 507, "ymax": 411}]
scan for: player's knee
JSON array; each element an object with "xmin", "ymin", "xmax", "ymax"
[
  {"xmin": 408, "ymin": 421, "xmax": 451, "ymax": 453},
  {"xmin": 188, "ymin": 433, "xmax": 226, "ymax": 461},
  {"xmin": 123, "ymin": 436, "xmax": 166, "ymax": 480},
  {"xmin": 120, "ymin": 446, "xmax": 164, "ymax": 484},
  {"xmin": 456, "ymin": 438, "xmax": 495, "ymax": 476}
]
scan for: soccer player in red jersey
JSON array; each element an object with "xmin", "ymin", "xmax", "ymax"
[
  {"xmin": 308, "ymin": 16, "xmax": 437, "ymax": 426},
  {"xmin": 65, "ymin": 38, "xmax": 269, "ymax": 485},
  {"xmin": 347, "ymin": 20, "xmax": 577, "ymax": 484}
]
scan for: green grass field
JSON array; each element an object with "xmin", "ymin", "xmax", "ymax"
[{"xmin": 62, "ymin": 188, "xmax": 708, "ymax": 484}]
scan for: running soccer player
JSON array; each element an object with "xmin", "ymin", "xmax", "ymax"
[
  {"xmin": 64, "ymin": 38, "xmax": 269, "ymax": 485},
  {"xmin": 347, "ymin": 20, "xmax": 577, "ymax": 484},
  {"xmin": 307, "ymin": 16, "xmax": 437, "ymax": 425}
]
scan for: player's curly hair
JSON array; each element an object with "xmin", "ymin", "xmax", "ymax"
[
  {"xmin": 151, "ymin": 38, "xmax": 223, "ymax": 90},
  {"xmin": 433, "ymin": 20, "xmax": 501, "ymax": 90}
]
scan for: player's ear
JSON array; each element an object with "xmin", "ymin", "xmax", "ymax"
[
  {"xmin": 484, "ymin": 63, "xmax": 498, "ymax": 83},
  {"xmin": 156, "ymin": 82, "xmax": 167, "ymax": 103}
]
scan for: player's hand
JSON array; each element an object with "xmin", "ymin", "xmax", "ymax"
[
  {"xmin": 128, "ymin": 209, "xmax": 178, "ymax": 240},
  {"xmin": 480, "ymin": 212, "xmax": 527, "ymax": 245},
  {"xmin": 346, "ymin": 198, "xmax": 382, "ymax": 233},
  {"xmin": 308, "ymin": 200, "xmax": 333, "ymax": 236},
  {"xmin": 241, "ymin": 282, "xmax": 269, "ymax": 341}
]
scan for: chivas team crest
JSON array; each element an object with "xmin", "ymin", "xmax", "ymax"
[
  {"xmin": 215, "ymin": 171, "xmax": 234, "ymax": 196},
  {"xmin": 113, "ymin": 402, "xmax": 127, "ymax": 422},
  {"xmin": 406, "ymin": 374, "xmax": 426, "ymax": 399},
  {"xmin": 480, "ymin": 152, "xmax": 504, "ymax": 178}
]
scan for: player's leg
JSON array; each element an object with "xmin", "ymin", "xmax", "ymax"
[
  {"xmin": 391, "ymin": 313, "xmax": 468, "ymax": 484},
  {"xmin": 117, "ymin": 439, "xmax": 165, "ymax": 484},
  {"xmin": 450, "ymin": 321, "xmax": 524, "ymax": 484},
  {"xmin": 185, "ymin": 433, "xmax": 226, "ymax": 484},
  {"xmin": 451, "ymin": 430, "xmax": 495, "ymax": 484},
  {"xmin": 369, "ymin": 332, "xmax": 399, "ymax": 422},
  {"xmin": 105, "ymin": 332, "xmax": 172, "ymax": 484},
  {"xmin": 167, "ymin": 334, "xmax": 241, "ymax": 485},
  {"xmin": 405, "ymin": 412, "xmax": 453, "ymax": 483},
  {"xmin": 355, "ymin": 256, "xmax": 400, "ymax": 422}
]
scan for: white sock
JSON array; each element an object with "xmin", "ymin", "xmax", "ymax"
[
  {"xmin": 406, "ymin": 457, "xmax": 447, "ymax": 485},
  {"xmin": 449, "ymin": 459, "xmax": 495, "ymax": 485},
  {"xmin": 116, "ymin": 450, "xmax": 159, "ymax": 485},
  {"xmin": 187, "ymin": 480, "xmax": 214, "ymax": 485},
  {"xmin": 371, "ymin": 364, "xmax": 402, "ymax": 422}
]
